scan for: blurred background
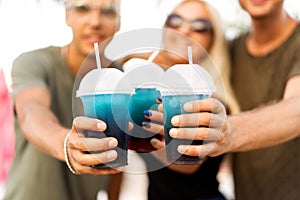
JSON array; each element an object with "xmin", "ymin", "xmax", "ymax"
[
  {"xmin": 0, "ymin": 0, "xmax": 299, "ymax": 199},
  {"xmin": 0, "ymin": 0, "xmax": 299, "ymax": 89}
]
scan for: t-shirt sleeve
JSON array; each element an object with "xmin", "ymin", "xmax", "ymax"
[{"xmin": 11, "ymin": 50, "xmax": 50, "ymax": 101}]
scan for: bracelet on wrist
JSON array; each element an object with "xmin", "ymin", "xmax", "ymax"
[{"xmin": 64, "ymin": 131, "xmax": 79, "ymax": 175}]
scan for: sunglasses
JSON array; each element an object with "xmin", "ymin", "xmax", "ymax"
[
  {"xmin": 165, "ymin": 14, "xmax": 212, "ymax": 33},
  {"xmin": 66, "ymin": 1, "xmax": 118, "ymax": 17}
]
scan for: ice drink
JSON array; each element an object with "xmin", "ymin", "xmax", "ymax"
[
  {"xmin": 128, "ymin": 87, "xmax": 161, "ymax": 152},
  {"xmin": 77, "ymin": 68, "xmax": 131, "ymax": 168},
  {"xmin": 163, "ymin": 94, "xmax": 210, "ymax": 164},
  {"xmin": 161, "ymin": 64, "xmax": 215, "ymax": 164},
  {"xmin": 123, "ymin": 62, "xmax": 164, "ymax": 152}
]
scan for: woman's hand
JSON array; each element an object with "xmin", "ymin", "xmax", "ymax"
[
  {"xmin": 64, "ymin": 116, "xmax": 122, "ymax": 175},
  {"xmin": 143, "ymin": 109, "xmax": 165, "ymax": 148}
]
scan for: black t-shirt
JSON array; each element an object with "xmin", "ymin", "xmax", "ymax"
[{"xmin": 141, "ymin": 153, "xmax": 224, "ymax": 200}]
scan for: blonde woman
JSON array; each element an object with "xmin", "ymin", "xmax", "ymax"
[{"xmin": 121, "ymin": 0, "xmax": 239, "ymax": 199}]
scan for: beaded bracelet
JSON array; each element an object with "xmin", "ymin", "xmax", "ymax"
[{"xmin": 64, "ymin": 131, "xmax": 79, "ymax": 175}]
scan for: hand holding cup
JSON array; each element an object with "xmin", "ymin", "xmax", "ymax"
[
  {"xmin": 170, "ymin": 97, "xmax": 229, "ymax": 158},
  {"xmin": 64, "ymin": 116, "xmax": 122, "ymax": 175}
]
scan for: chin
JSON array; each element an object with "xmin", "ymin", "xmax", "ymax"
[
  {"xmin": 246, "ymin": 3, "xmax": 273, "ymax": 18},
  {"xmin": 172, "ymin": 56, "xmax": 188, "ymax": 64},
  {"xmin": 249, "ymin": 11, "xmax": 270, "ymax": 19},
  {"xmin": 82, "ymin": 45, "xmax": 94, "ymax": 57}
]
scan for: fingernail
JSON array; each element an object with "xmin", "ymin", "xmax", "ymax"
[
  {"xmin": 157, "ymin": 97, "xmax": 162, "ymax": 103},
  {"xmin": 183, "ymin": 102, "xmax": 193, "ymax": 111},
  {"xmin": 144, "ymin": 110, "xmax": 152, "ymax": 117},
  {"xmin": 109, "ymin": 138, "xmax": 117, "ymax": 148},
  {"xmin": 169, "ymin": 128, "xmax": 177, "ymax": 138},
  {"xmin": 171, "ymin": 116, "xmax": 179, "ymax": 125},
  {"xmin": 107, "ymin": 150, "xmax": 117, "ymax": 160},
  {"xmin": 177, "ymin": 145, "xmax": 187, "ymax": 154},
  {"xmin": 97, "ymin": 122, "xmax": 106, "ymax": 130},
  {"xmin": 150, "ymin": 139, "xmax": 157, "ymax": 146},
  {"xmin": 142, "ymin": 121, "xmax": 151, "ymax": 128}
]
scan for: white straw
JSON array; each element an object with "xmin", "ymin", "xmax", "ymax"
[
  {"xmin": 94, "ymin": 42, "xmax": 101, "ymax": 69},
  {"xmin": 187, "ymin": 46, "xmax": 193, "ymax": 64},
  {"xmin": 147, "ymin": 49, "xmax": 160, "ymax": 63}
]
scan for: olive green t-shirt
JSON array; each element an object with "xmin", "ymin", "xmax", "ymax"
[
  {"xmin": 230, "ymin": 24, "xmax": 300, "ymax": 200},
  {"xmin": 5, "ymin": 46, "xmax": 111, "ymax": 200}
]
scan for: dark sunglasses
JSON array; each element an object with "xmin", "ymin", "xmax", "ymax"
[
  {"xmin": 66, "ymin": 1, "xmax": 118, "ymax": 17},
  {"xmin": 165, "ymin": 14, "xmax": 212, "ymax": 33}
]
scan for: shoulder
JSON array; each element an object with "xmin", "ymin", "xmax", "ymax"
[
  {"xmin": 12, "ymin": 46, "xmax": 62, "ymax": 77},
  {"xmin": 283, "ymin": 24, "xmax": 300, "ymax": 59},
  {"xmin": 14, "ymin": 46, "xmax": 60, "ymax": 65},
  {"xmin": 17, "ymin": 46, "xmax": 60, "ymax": 57},
  {"xmin": 229, "ymin": 32, "xmax": 248, "ymax": 50},
  {"xmin": 294, "ymin": 23, "xmax": 300, "ymax": 36},
  {"xmin": 289, "ymin": 23, "xmax": 300, "ymax": 47},
  {"xmin": 227, "ymin": 32, "xmax": 248, "ymax": 63}
]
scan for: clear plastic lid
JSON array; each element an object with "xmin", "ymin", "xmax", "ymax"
[
  {"xmin": 76, "ymin": 68, "xmax": 131, "ymax": 96},
  {"xmin": 123, "ymin": 61, "xmax": 164, "ymax": 89},
  {"xmin": 161, "ymin": 64, "xmax": 216, "ymax": 96}
]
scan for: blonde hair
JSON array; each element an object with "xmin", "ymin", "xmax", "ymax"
[{"xmin": 177, "ymin": 0, "xmax": 240, "ymax": 114}]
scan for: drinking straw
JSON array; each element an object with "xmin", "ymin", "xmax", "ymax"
[
  {"xmin": 147, "ymin": 49, "xmax": 160, "ymax": 63},
  {"xmin": 94, "ymin": 42, "xmax": 101, "ymax": 69},
  {"xmin": 187, "ymin": 46, "xmax": 193, "ymax": 64}
]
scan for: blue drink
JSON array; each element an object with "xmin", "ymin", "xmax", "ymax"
[
  {"xmin": 128, "ymin": 88, "xmax": 161, "ymax": 152},
  {"xmin": 163, "ymin": 94, "xmax": 209, "ymax": 164},
  {"xmin": 80, "ymin": 93, "xmax": 130, "ymax": 168}
]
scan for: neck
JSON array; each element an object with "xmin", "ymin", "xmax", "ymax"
[
  {"xmin": 156, "ymin": 51, "xmax": 187, "ymax": 70},
  {"xmin": 63, "ymin": 44, "xmax": 85, "ymax": 75},
  {"xmin": 246, "ymin": 11, "xmax": 297, "ymax": 56}
]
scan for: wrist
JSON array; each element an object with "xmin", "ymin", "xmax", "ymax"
[
  {"xmin": 55, "ymin": 129, "xmax": 71, "ymax": 161},
  {"xmin": 228, "ymin": 115, "xmax": 245, "ymax": 152}
]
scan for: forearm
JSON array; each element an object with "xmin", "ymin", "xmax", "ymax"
[
  {"xmin": 107, "ymin": 173, "xmax": 123, "ymax": 200},
  {"xmin": 229, "ymin": 96, "xmax": 300, "ymax": 152},
  {"xmin": 18, "ymin": 101, "xmax": 68, "ymax": 161}
]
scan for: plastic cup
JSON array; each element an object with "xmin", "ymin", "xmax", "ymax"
[
  {"xmin": 128, "ymin": 87, "xmax": 161, "ymax": 152},
  {"xmin": 161, "ymin": 64, "xmax": 216, "ymax": 164},
  {"xmin": 76, "ymin": 68, "xmax": 131, "ymax": 168},
  {"xmin": 123, "ymin": 62, "xmax": 164, "ymax": 152}
]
